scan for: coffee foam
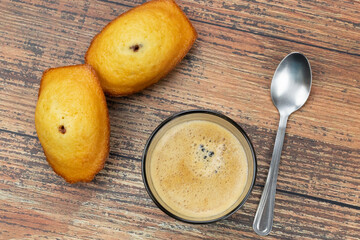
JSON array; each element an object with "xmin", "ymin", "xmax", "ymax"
[{"xmin": 150, "ymin": 120, "xmax": 248, "ymax": 219}]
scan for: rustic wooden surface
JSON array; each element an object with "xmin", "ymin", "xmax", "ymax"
[{"xmin": 1, "ymin": 0, "xmax": 359, "ymax": 239}]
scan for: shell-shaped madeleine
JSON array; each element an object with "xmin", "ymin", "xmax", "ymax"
[
  {"xmin": 35, "ymin": 65, "xmax": 110, "ymax": 183},
  {"xmin": 85, "ymin": 0, "xmax": 197, "ymax": 96}
]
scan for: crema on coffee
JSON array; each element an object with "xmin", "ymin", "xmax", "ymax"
[{"xmin": 149, "ymin": 120, "xmax": 248, "ymax": 219}]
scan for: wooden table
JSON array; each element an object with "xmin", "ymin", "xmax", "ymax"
[{"xmin": 1, "ymin": 0, "xmax": 359, "ymax": 239}]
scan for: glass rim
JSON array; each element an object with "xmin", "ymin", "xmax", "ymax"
[{"xmin": 141, "ymin": 109, "xmax": 257, "ymax": 224}]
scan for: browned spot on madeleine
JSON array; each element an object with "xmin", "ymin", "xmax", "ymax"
[{"xmin": 58, "ymin": 125, "xmax": 66, "ymax": 134}]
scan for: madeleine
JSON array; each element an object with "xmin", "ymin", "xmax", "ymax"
[
  {"xmin": 85, "ymin": 0, "xmax": 197, "ymax": 96},
  {"xmin": 35, "ymin": 65, "xmax": 110, "ymax": 183}
]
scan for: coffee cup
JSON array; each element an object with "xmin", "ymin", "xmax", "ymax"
[{"xmin": 142, "ymin": 110, "xmax": 257, "ymax": 223}]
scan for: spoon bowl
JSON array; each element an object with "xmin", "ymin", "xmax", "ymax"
[
  {"xmin": 271, "ymin": 52, "xmax": 312, "ymax": 115},
  {"xmin": 253, "ymin": 52, "xmax": 312, "ymax": 236}
]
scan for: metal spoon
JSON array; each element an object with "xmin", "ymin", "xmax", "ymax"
[{"xmin": 253, "ymin": 52, "xmax": 312, "ymax": 236}]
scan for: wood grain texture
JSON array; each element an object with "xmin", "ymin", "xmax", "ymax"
[{"xmin": 0, "ymin": 0, "xmax": 359, "ymax": 239}]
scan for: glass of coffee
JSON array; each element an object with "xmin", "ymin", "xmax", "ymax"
[{"xmin": 142, "ymin": 110, "xmax": 257, "ymax": 223}]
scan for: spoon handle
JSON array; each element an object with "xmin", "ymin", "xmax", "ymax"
[{"xmin": 253, "ymin": 114, "xmax": 288, "ymax": 236}]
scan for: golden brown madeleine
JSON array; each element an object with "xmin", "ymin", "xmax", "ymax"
[
  {"xmin": 85, "ymin": 0, "xmax": 197, "ymax": 96},
  {"xmin": 35, "ymin": 65, "xmax": 110, "ymax": 183}
]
